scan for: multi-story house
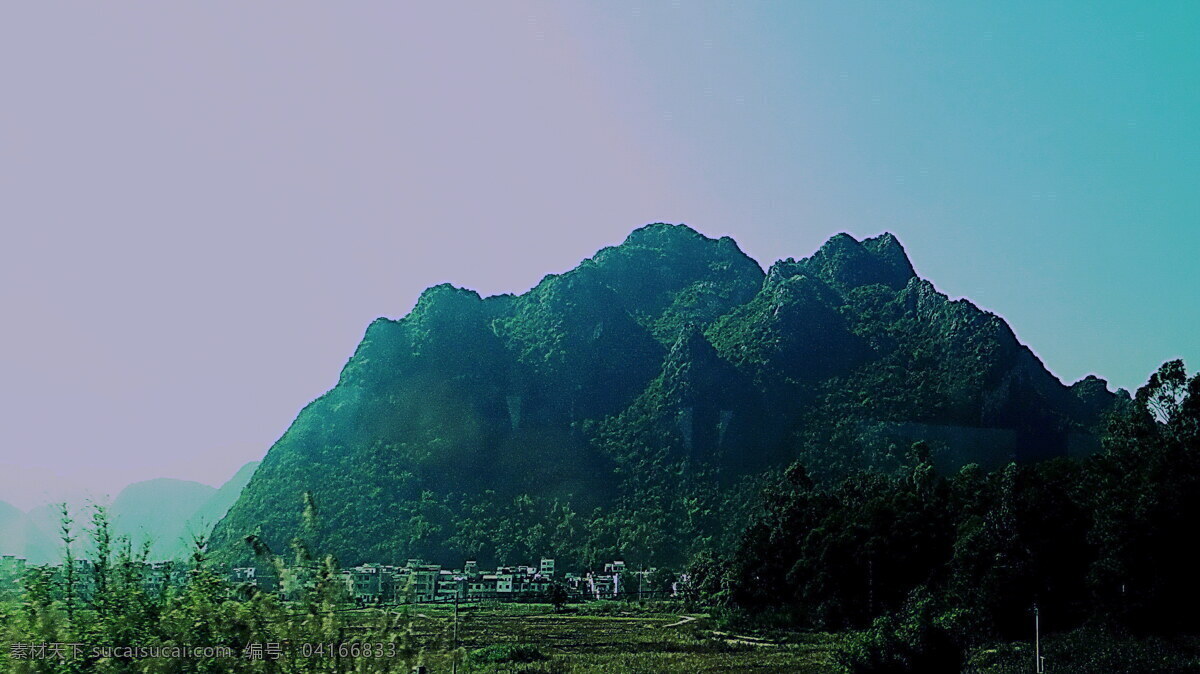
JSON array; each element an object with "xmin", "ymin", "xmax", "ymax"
[
  {"xmin": 344, "ymin": 563, "xmax": 395, "ymax": 604},
  {"xmin": 400, "ymin": 560, "xmax": 441, "ymax": 602},
  {"xmin": 603, "ymin": 560, "xmax": 627, "ymax": 575},
  {"xmin": 230, "ymin": 565, "xmax": 279, "ymax": 592},
  {"xmin": 467, "ymin": 573, "xmax": 499, "ymax": 597},
  {"xmin": 141, "ymin": 561, "xmax": 178, "ymax": 596},
  {"xmin": 435, "ymin": 570, "xmax": 466, "ymax": 601},
  {"xmin": 496, "ymin": 573, "xmax": 514, "ymax": 594}
]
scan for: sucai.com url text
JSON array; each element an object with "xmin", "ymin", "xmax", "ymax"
[{"xmin": 9, "ymin": 642, "xmax": 236, "ymax": 660}]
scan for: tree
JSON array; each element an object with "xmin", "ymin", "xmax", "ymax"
[{"xmin": 546, "ymin": 582, "xmax": 569, "ymax": 612}]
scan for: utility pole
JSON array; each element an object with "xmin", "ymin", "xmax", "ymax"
[
  {"xmin": 451, "ymin": 593, "xmax": 460, "ymax": 674},
  {"xmin": 1034, "ymin": 604, "xmax": 1044, "ymax": 673},
  {"xmin": 868, "ymin": 558, "xmax": 874, "ymax": 617}
]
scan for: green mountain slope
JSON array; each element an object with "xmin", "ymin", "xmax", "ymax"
[
  {"xmin": 187, "ymin": 461, "xmax": 260, "ymax": 538},
  {"xmin": 209, "ymin": 224, "xmax": 1120, "ymax": 569}
]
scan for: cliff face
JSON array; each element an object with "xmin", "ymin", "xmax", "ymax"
[{"xmin": 209, "ymin": 224, "xmax": 1120, "ymax": 568}]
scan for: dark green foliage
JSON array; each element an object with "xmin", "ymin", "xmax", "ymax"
[
  {"xmin": 546, "ymin": 582, "xmax": 569, "ymax": 612},
  {"xmin": 698, "ymin": 359, "xmax": 1200, "ymax": 668},
  {"xmin": 467, "ymin": 643, "xmax": 547, "ymax": 665},
  {"xmin": 839, "ymin": 587, "xmax": 963, "ymax": 673},
  {"xmin": 714, "ymin": 449, "xmax": 954, "ymax": 630},
  {"xmin": 963, "ymin": 626, "xmax": 1200, "ymax": 673},
  {"xmin": 1086, "ymin": 359, "xmax": 1200, "ymax": 633},
  {"xmin": 210, "ymin": 225, "xmax": 1120, "ymax": 571}
]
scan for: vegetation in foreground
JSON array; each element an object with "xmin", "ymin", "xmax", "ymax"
[
  {"xmin": 0, "ymin": 491, "xmax": 852, "ymax": 672},
  {"xmin": 688, "ymin": 360, "xmax": 1200, "ymax": 672},
  {"xmin": 1, "ymin": 554, "xmax": 852, "ymax": 673},
  {"xmin": 963, "ymin": 627, "xmax": 1200, "ymax": 674}
]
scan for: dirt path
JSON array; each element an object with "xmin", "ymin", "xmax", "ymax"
[
  {"xmin": 710, "ymin": 630, "xmax": 784, "ymax": 647},
  {"xmin": 663, "ymin": 615, "xmax": 698, "ymax": 628},
  {"xmin": 656, "ymin": 615, "xmax": 783, "ymax": 647}
]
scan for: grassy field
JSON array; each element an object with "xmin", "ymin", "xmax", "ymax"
[{"xmin": 370, "ymin": 601, "xmax": 851, "ymax": 673}]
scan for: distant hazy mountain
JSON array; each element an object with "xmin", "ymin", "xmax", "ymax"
[
  {"xmin": 1, "ymin": 461, "xmax": 260, "ymax": 564},
  {"xmin": 0, "ymin": 500, "xmax": 20, "ymax": 534},
  {"xmin": 109, "ymin": 478, "xmax": 217, "ymax": 559},
  {"xmin": 204, "ymin": 224, "xmax": 1123, "ymax": 569},
  {"xmin": 108, "ymin": 462, "xmax": 261, "ymax": 560},
  {"xmin": 0, "ymin": 500, "xmax": 59, "ymax": 564}
]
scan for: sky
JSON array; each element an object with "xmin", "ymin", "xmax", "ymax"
[{"xmin": 1, "ymin": 2, "xmax": 1197, "ymax": 510}]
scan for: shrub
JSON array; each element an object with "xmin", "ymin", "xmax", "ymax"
[{"xmin": 467, "ymin": 643, "xmax": 548, "ymax": 664}]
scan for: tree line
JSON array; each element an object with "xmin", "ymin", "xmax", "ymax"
[{"xmin": 687, "ymin": 360, "xmax": 1200, "ymax": 671}]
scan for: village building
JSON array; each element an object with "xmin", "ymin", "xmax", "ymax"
[{"xmin": 223, "ymin": 555, "xmax": 671, "ymax": 605}]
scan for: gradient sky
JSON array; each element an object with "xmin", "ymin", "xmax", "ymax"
[{"xmin": 1, "ymin": 2, "xmax": 1196, "ymax": 510}]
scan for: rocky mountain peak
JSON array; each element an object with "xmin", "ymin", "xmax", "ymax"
[
  {"xmin": 799, "ymin": 231, "xmax": 917, "ymax": 292},
  {"xmin": 210, "ymin": 224, "xmax": 1123, "ymax": 569}
]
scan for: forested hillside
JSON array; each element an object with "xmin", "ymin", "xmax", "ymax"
[
  {"xmin": 691, "ymin": 360, "xmax": 1200, "ymax": 671},
  {"xmin": 210, "ymin": 224, "xmax": 1121, "ymax": 569}
]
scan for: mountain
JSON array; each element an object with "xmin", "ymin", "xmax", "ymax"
[
  {"xmin": 109, "ymin": 479, "xmax": 217, "ymax": 559},
  {"xmin": 209, "ymin": 224, "xmax": 1121, "ymax": 570},
  {"xmin": 0, "ymin": 500, "xmax": 21, "ymax": 538},
  {"xmin": 107, "ymin": 462, "xmax": 262, "ymax": 560},
  {"xmin": 185, "ymin": 461, "xmax": 260, "ymax": 539},
  {"xmin": 1, "ymin": 500, "xmax": 59, "ymax": 564},
  {"xmin": 2, "ymin": 462, "xmax": 260, "ymax": 564}
]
